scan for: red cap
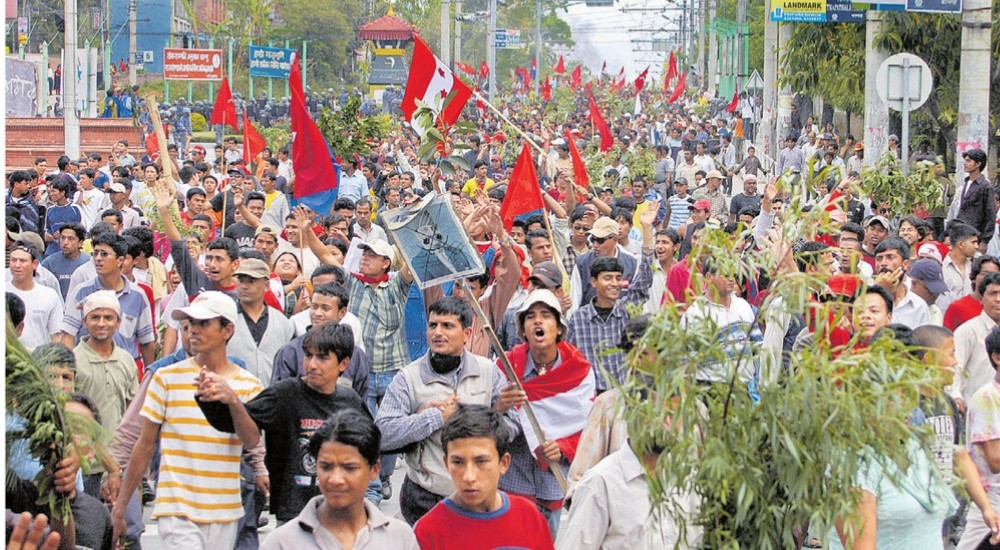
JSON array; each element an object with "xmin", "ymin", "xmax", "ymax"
[
  {"xmin": 689, "ymin": 198, "xmax": 712, "ymax": 211},
  {"xmin": 192, "ymin": 145, "xmax": 206, "ymax": 155},
  {"xmin": 825, "ymin": 274, "xmax": 862, "ymax": 300}
]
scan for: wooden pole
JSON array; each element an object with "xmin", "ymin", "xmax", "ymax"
[
  {"xmin": 457, "ymin": 279, "xmax": 570, "ymax": 494},
  {"xmin": 144, "ymin": 95, "xmax": 173, "ymax": 182}
]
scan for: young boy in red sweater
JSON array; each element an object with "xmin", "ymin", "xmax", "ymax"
[{"xmin": 414, "ymin": 404, "xmax": 555, "ymax": 550}]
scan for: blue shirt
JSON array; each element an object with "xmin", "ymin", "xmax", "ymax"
[
  {"xmin": 40, "ymin": 252, "xmax": 91, "ymax": 299},
  {"xmin": 42, "ymin": 204, "xmax": 82, "ymax": 257}
]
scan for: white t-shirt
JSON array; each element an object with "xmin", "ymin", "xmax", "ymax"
[
  {"xmin": 74, "ymin": 187, "xmax": 110, "ymax": 228},
  {"xmin": 8, "ymin": 283, "xmax": 64, "ymax": 351}
]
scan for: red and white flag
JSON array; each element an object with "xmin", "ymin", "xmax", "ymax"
[
  {"xmin": 401, "ymin": 35, "xmax": 473, "ymax": 136},
  {"xmin": 634, "ymin": 66, "xmax": 649, "ymax": 95}
]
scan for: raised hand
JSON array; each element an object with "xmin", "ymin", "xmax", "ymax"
[{"xmin": 640, "ymin": 199, "xmax": 660, "ymax": 227}]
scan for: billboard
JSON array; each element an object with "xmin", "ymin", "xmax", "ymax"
[
  {"xmin": 6, "ymin": 58, "xmax": 36, "ymax": 116},
  {"xmin": 162, "ymin": 48, "xmax": 224, "ymax": 80},
  {"xmin": 249, "ymin": 45, "xmax": 295, "ymax": 78},
  {"xmin": 769, "ymin": 0, "xmax": 827, "ymax": 21},
  {"xmin": 369, "ymin": 48, "xmax": 408, "ymax": 85}
]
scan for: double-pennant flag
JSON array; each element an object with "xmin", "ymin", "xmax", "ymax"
[
  {"xmin": 499, "ymin": 142, "xmax": 545, "ymax": 232},
  {"xmin": 588, "ymin": 92, "xmax": 613, "ymax": 152},
  {"xmin": 401, "ymin": 35, "xmax": 474, "ymax": 137},
  {"xmin": 289, "ymin": 52, "xmax": 340, "ymax": 215}
]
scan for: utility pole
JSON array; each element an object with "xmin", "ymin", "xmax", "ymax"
[
  {"xmin": 738, "ymin": 0, "xmax": 748, "ymax": 86},
  {"xmin": 956, "ymin": 0, "xmax": 992, "ymax": 181},
  {"xmin": 128, "ymin": 0, "xmax": 137, "ymax": 87},
  {"xmin": 760, "ymin": 0, "xmax": 777, "ymax": 157},
  {"xmin": 65, "ymin": 0, "xmax": 80, "ymax": 159},
  {"xmin": 696, "ymin": 0, "xmax": 705, "ymax": 88},
  {"xmin": 441, "ymin": 0, "xmax": 451, "ymax": 67},
  {"xmin": 775, "ymin": 22, "xmax": 792, "ymax": 145},
  {"xmin": 454, "ymin": 0, "xmax": 462, "ymax": 65},
  {"xmin": 707, "ymin": 0, "xmax": 718, "ymax": 96},
  {"xmin": 535, "ymin": 0, "xmax": 541, "ymax": 97},
  {"xmin": 862, "ymin": 11, "xmax": 889, "ymax": 166},
  {"xmin": 487, "ymin": 0, "xmax": 497, "ymax": 102}
]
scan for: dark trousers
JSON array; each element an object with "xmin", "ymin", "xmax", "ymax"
[{"xmin": 400, "ymin": 476, "xmax": 445, "ymax": 526}]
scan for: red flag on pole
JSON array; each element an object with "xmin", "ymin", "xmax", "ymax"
[
  {"xmin": 566, "ymin": 132, "xmax": 589, "ymax": 189},
  {"xmin": 726, "ymin": 89, "xmax": 739, "ymax": 113},
  {"xmin": 618, "ymin": 66, "xmax": 625, "ymax": 77},
  {"xmin": 610, "ymin": 76, "xmax": 624, "ymax": 93},
  {"xmin": 570, "ymin": 65, "xmax": 582, "ymax": 90},
  {"xmin": 242, "ymin": 109, "xmax": 267, "ymax": 166},
  {"xmin": 289, "ymin": 52, "xmax": 340, "ymax": 214},
  {"xmin": 666, "ymin": 51, "xmax": 678, "ymax": 80},
  {"xmin": 668, "ymin": 71, "xmax": 687, "ymax": 103},
  {"xmin": 634, "ymin": 66, "xmax": 649, "ymax": 94},
  {"xmin": 541, "ymin": 76, "xmax": 552, "ymax": 102},
  {"xmin": 456, "ymin": 61, "xmax": 476, "ymax": 75},
  {"xmin": 210, "ymin": 77, "xmax": 239, "ymax": 132},
  {"xmin": 499, "ymin": 142, "xmax": 546, "ymax": 231},
  {"xmin": 554, "ymin": 55, "xmax": 566, "ymax": 74},
  {"xmin": 401, "ymin": 35, "xmax": 474, "ymax": 135},
  {"xmin": 479, "ymin": 60, "xmax": 489, "ymax": 78},
  {"xmin": 588, "ymin": 92, "xmax": 613, "ymax": 152}
]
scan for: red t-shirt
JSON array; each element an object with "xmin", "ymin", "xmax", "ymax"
[
  {"xmin": 415, "ymin": 492, "xmax": 554, "ymax": 550},
  {"xmin": 944, "ymin": 294, "xmax": 983, "ymax": 331}
]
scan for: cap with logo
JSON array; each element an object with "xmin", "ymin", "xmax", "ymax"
[{"xmin": 529, "ymin": 261, "xmax": 563, "ymax": 289}]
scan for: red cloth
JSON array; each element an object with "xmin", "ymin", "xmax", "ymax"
[
  {"xmin": 414, "ymin": 493, "xmax": 555, "ymax": 550},
  {"xmin": 401, "ymin": 35, "xmax": 473, "ymax": 130},
  {"xmin": 499, "ymin": 143, "xmax": 545, "ymax": 232},
  {"xmin": 455, "ymin": 61, "xmax": 476, "ymax": 75},
  {"xmin": 566, "ymin": 131, "xmax": 589, "ymax": 189},
  {"xmin": 944, "ymin": 294, "xmax": 983, "ymax": 331},
  {"xmin": 541, "ymin": 76, "xmax": 552, "ymax": 102},
  {"xmin": 726, "ymin": 90, "xmax": 739, "ymax": 113},
  {"xmin": 554, "ymin": 55, "xmax": 566, "ymax": 74},
  {"xmin": 263, "ymin": 289, "xmax": 283, "ymax": 312},
  {"xmin": 479, "ymin": 60, "xmax": 489, "ymax": 78},
  {"xmin": 588, "ymin": 92, "xmax": 613, "ymax": 152},
  {"xmin": 242, "ymin": 111, "xmax": 267, "ymax": 167},
  {"xmin": 668, "ymin": 71, "xmax": 687, "ymax": 103},
  {"xmin": 570, "ymin": 65, "xmax": 582, "ymax": 90},
  {"xmin": 289, "ymin": 52, "xmax": 340, "ymax": 213},
  {"xmin": 666, "ymin": 51, "xmax": 678, "ymax": 80},
  {"xmin": 633, "ymin": 66, "xmax": 649, "ymax": 94},
  {"xmin": 352, "ymin": 272, "xmax": 390, "ymax": 285},
  {"xmin": 210, "ymin": 77, "xmax": 239, "ymax": 132}
]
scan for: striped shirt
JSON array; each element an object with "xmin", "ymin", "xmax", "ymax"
[
  {"xmin": 667, "ymin": 194, "xmax": 693, "ymax": 230},
  {"xmin": 140, "ymin": 359, "xmax": 263, "ymax": 523}
]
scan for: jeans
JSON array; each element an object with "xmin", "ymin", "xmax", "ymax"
[
  {"xmin": 367, "ymin": 370, "xmax": 399, "ymax": 482},
  {"xmin": 538, "ymin": 504, "xmax": 562, "ymax": 540},
  {"xmin": 400, "ymin": 476, "xmax": 444, "ymax": 525}
]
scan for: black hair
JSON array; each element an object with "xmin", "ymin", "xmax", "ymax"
[
  {"xmin": 312, "ymin": 264, "xmax": 346, "ymax": 285},
  {"xmin": 51, "ymin": 176, "xmax": 76, "ymax": 197},
  {"xmin": 841, "ymin": 222, "xmax": 865, "ymax": 242},
  {"xmin": 912, "ymin": 325, "xmax": 955, "ymax": 361},
  {"xmin": 972, "ymin": 255, "xmax": 1000, "ymax": 284},
  {"xmin": 245, "ymin": 191, "xmax": 266, "ymax": 206},
  {"xmin": 900, "ymin": 216, "xmax": 932, "ymax": 241},
  {"xmin": 142, "ymin": 163, "xmax": 160, "ymax": 175},
  {"xmin": 874, "ymin": 236, "xmax": 910, "ymax": 261},
  {"xmin": 656, "ymin": 228, "xmax": 681, "ymax": 245},
  {"xmin": 619, "ymin": 314, "xmax": 650, "ymax": 353},
  {"xmin": 119, "ymin": 235, "xmax": 143, "ymax": 260},
  {"xmin": 794, "ymin": 241, "xmax": 830, "ymax": 272},
  {"xmin": 487, "ymin": 187, "xmax": 506, "ymax": 202},
  {"xmin": 873, "ymin": 323, "xmax": 917, "ymax": 355},
  {"xmin": 306, "ymin": 408, "xmax": 380, "ymax": 466},
  {"xmin": 302, "ymin": 322, "xmax": 356, "ymax": 363},
  {"xmin": 238, "ymin": 249, "xmax": 268, "ymax": 262},
  {"xmin": 78, "ymin": 168, "xmax": 96, "ymax": 180},
  {"xmin": 738, "ymin": 206, "xmax": 761, "ymax": 219},
  {"xmin": 466, "ymin": 269, "xmax": 491, "ymax": 289},
  {"xmin": 32, "ymin": 342, "xmax": 76, "ymax": 372},
  {"xmin": 524, "ymin": 229, "xmax": 551, "ymax": 251},
  {"xmin": 948, "ymin": 222, "xmax": 981, "ymax": 245},
  {"xmin": 312, "ymin": 282, "xmax": 350, "ymax": 310},
  {"xmin": 473, "ymin": 159, "xmax": 488, "ymax": 170},
  {"xmin": 191, "ymin": 214, "xmax": 213, "ymax": 226},
  {"xmin": 88, "ymin": 222, "xmax": 117, "ymax": 240},
  {"xmin": 987, "ymin": 326, "xmax": 1000, "ymax": 370},
  {"xmin": 525, "ymin": 214, "xmax": 545, "ymax": 228},
  {"xmin": 333, "ymin": 197, "xmax": 356, "ymax": 212},
  {"xmin": 91, "ymin": 232, "xmax": 126, "ymax": 258},
  {"xmin": 428, "ymin": 296, "xmax": 474, "ymax": 329},
  {"xmin": 58, "ymin": 222, "xmax": 87, "ymax": 242},
  {"xmin": 441, "ymin": 403, "xmax": 511, "ymax": 458},
  {"xmin": 206, "ymin": 237, "xmax": 239, "ymax": 262},
  {"xmin": 609, "ymin": 207, "xmax": 633, "ymax": 226},
  {"xmin": 512, "ymin": 219, "xmax": 529, "ymax": 232},
  {"xmin": 67, "ymin": 392, "xmax": 102, "ymax": 426},
  {"xmin": 613, "ymin": 197, "xmax": 637, "ymax": 214},
  {"xmin": 186, "ymin": 187, "xmax": 207, "ymax": 200},
  {"xmin": 570, "ymin": 207, "xmax": 592, "ymax": 224},
  {"xmin": 322, "ymin": 213, "xmax": 348, "ymax": 229},
  {"xmin": 323, "ymin": 236, "xmax": 349, "ymax": 256},
  {"xmin": 978, "ymin": 272, "xmax": 1000, "ymax": 297},
  {"xmin": 8, "ymin": 170, "xmax": 32, "ymax": 185},
  {"xmin": 121, "ymin": 226, "xmax": 154, "ymax": 258},
  {"xmin": 865, "ymin": 285, "xmax": 895, "ymax": 312},
  {"xmin": 6, "ymin": 292, "xmax": 25, "ymax": 327},
  {"xmin": 590, "ymin": 256, "xmax": 624, "ymax": 279},
  {"xmin": 178, "ymin": 166, "xmax": 196, "ymax": 184},
  {"xmin": 100, "ymin": 209, "xmax": 123, "ymax": 225}
]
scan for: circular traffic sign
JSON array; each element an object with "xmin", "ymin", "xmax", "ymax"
[{"xmin": 875, "ymin": 53, "xmax": 933, "ymax": 112}]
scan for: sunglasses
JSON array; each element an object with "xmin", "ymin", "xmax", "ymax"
[
  {"xmin": 92, "ymin": 249, "xmax": 116, "ymax": 258},
  {"xmin": 590, "ymin": 235, "xmax": 611, "ymax": 245},
  {"xmin": 572, "ymin": 225, "xmax": 591, "ymax": 231}
]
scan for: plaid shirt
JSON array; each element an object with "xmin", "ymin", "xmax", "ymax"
[
  {"xmin": 567, "ymin": 253, "xmax": 654, "ymax": 390},
  {"xmin": 346, "ymin": 272, "xmax": 412, "ymax": 373}
]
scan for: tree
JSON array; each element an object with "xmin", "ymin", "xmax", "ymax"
[{"xmin": 274, "ymin": 0, "xmax": 365, "ymax": 87}]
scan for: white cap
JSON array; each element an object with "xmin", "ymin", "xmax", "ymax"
[{"xmin": 171, "ymin": 291, "xmax": 238, "ymax": 325}]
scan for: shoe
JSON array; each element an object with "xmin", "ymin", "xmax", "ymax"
[
  {"xmin": 141, "ymin": 479, "xmax": 154, "ymax": 505},
  {"xmin": 381, "ymin": 479, "xmax": 392, "ymax": 500},
  {"xmin": 258, "ymin": 516, "xmax": 269, "ymax": 528}
]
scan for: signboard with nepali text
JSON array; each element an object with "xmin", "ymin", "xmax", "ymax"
[
  {"xmin": 249, "ymin": 46, "xmax": 295, "ymax": 78},
  {"xmin": 162, "ymin": 48, "xmax": 223, "ymax": 80}
]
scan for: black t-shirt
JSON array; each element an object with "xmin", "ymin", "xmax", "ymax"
[
  {"xmin": 730, "ymin": 193, "xmax": 761, "ymax": 216},
  {"xmin": 199, "ymin": 378, "xmax": 370, "ymax": 521},
  {"xmin": 225, "ymin": 223, "xmax": 256, "ymax": 249}
]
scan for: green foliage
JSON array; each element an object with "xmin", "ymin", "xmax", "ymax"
[
  {"xmin": 259, "ymin": 123, "xmax": 292, "ymax": 154},
  {"xmin": 621, "ymin": 204, "xmax": 943, "ymax": 548},
  {"xmin": 860, "ymin": 152, "xmax": 942, "ymax": 218},
  {"xmin": 191, "ymin": 112, "xmax": 207, "ymax": 133},
  {"xmin": 316, "ymin": 96, "xmax": 392, "ymax": 163},
  {"xmin": 780, "ymin": 24, "xmax": 866, "ymax": 114}
]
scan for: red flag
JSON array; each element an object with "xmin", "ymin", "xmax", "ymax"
[
  {"xmin": 566, "ymin": 132, "xmax": 589, "ymax": 190},
  {"xmin": 456, "ymin": 61, "xmax": 476, "ymax": 75},
  {"xmin": 210, "ymin": 77, "xmax": 239, "ymax": 132},
  {"xmin": 480, "ymin": 60, "xmax": 489, "ymax": 78},
  {"xmin": 570, "ymin": 65, "xmax": 582, "ymax": 90},
  {"xmin": 668, "ymin": 71, "xmax": 687, "ymax": 103},
  {"xmin": 289, "ymin": 52, "xmax": 339, "ymax": 214},
  {"xmin": 667, "ymin": 51, "xmax": 678, "ymax": 80},
  {"xmin": 634, "ymin": 66, "xmax": 649, "ymax": 95},
  {"xmin": 499, "ymin": 142, "xmax": 546, "ymax": 232},
  {"xmin": 726, "ymin": 89, "xmax": 739, "ymax": 113},
  {"xmin": 618, "ymin": 66, "xmax": 625, "ymax": 77},
  {"xmin": 242, "ymin": 109, "xmax": 267, "ymax": 166},
  {"xmin": 610, "ymin": 77, "xmax": 624, "ymax": 94},
  {"xmin": 588, "ymin": 92, "xmax": 613, "ymax": 152},
  {"xmin": 663, "ymin": 71, "xmax": 672, "ymax": 96},
  {"xmin": 475, "ymin": 88, "xmax": 486, "ymax": 117},
  {"xmin": 401, "ymin": 35, "xmax": 473, "ymax": 135},
  {"xmin": 554, "ymin": 55, "xmax": 566, "ymax": 74},
  {"xmin": 541, "ymin": 76, "xmax": 552, "ymax": 102}
]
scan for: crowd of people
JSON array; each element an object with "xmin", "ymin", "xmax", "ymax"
[{"xmin": 5, "ymin": 72, "xmax": 1000, "ymax": 550}]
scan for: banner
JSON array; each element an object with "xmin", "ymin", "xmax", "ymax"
[
  {"xmin": 369, "ymin": 48, "xmax": 408, "ymax": 85},
  {"xmin": 249, "ymin": 45, "xmax": 295, "ymax": 78},
  {"xmin": 770, "ymin": 0, "xmax": 827, "ymax": 21},
  {"xmin": 6, "ymin": 58, "xmax": 36, "ymax": 117},
  {"xmin": 163, "ymin": 48, "xmax": 223, "ymax": 80}
]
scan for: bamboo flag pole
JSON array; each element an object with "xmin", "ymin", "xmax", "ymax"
[
  {"xmin": 145, "ymin": 95, "xmax": 173, "ymax": 183},
  {"xmin": 457, "ymin": 279, "xmax": 570, "ymax": 494}
]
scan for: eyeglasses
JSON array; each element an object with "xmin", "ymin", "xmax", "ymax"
[
  {"xmin": 92, "ymin": 249, "xmax": 115, "ymax": 258},
  {"xmin": 572, "ymin": 225, "xmax": 591, "ymax": 232}
]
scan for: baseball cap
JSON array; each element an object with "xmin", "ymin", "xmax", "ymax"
[
  {"xmin": 821, "ymin": 274, "xmax": 862, "ymax": 302},
  {"xmin": 588, "ymin": 217, "xmax": 621, "ymax": 239},
  {"xmin": 234, "ymin": 258, "xmax": 270, "ymax": 279},
  {"xmin": 82, "ymin": 290, "xmax": 121, "ymax": 318},
  {"xmin": 171, "ymin": 291, "xmax": 238, "ymax": 325},
  {"xmin": 706, "ymin": 169, "xmax": 724, "ymax": 180},
  {"xmin": 255, "ymin": 224, "xmax": 280, "ymax": 238},
  {"xmin": 863, "ymin": 215, "xmax": 891, "ymax": 230},
  {"xmin": 854, "ymin": 142, "xmax": 864, "ymax": 151},
  {"xmin": 689, "ymin": 198, "xmax": 712, "ymax": 212},
  {"xmin": 17, "ymin": 232, "xmax": 45, "ymax": 257},
  {"xmin": 529, "ymin": 261, "xmax": 563, "ymax": 289},
  {"xmin": 107, "ymin": 182, "xmax": 127, "ymax": 193},
  {"xmin": 917, "ymin": 242, "xmax": 944, "ymax": 263},
  {"xmin": 673, "ymin": 177, "xmax": 689, "ymax": 186},
  {"xmin": 908, "ymin": 259, "xmax": 949, "ymax": 295},
  {"xmin": 228, "ymin": 165, "xmax": 247, "ymax": 176},
  {"xmin": 516, "ymin": 289, "xmax": 567, "ymax": 331},
  {"xmin": 192, "ymin": 145, "xmax": 206, "ymax": 155},
  {"xmin": 359, "ymin": 239, "xmax": 395, "ymax": 260},
  {"xmin": 888, "ymin": 134, "xmax": 899, "ymax": 142}
]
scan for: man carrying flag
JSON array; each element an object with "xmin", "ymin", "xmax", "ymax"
[{"xmin": 401, "ymin": 35, "xmax": 473, "ymax": 137}]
